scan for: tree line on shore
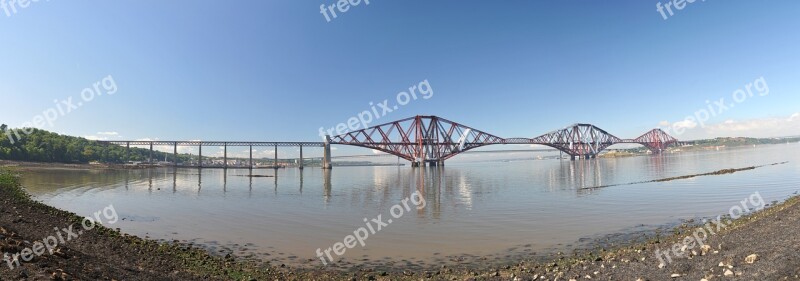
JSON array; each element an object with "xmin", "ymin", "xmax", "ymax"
[{"xmin": 0, "ymin": 125, "xmax": 191, "ymax": 164}]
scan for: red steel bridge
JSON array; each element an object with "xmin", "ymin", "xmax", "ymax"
[
  {"xmin": 101, "ymin": 115, "xmax": 682, "ymax": 168},
  {"xmin": 329, "ymin": 115, "xmax": 681, "ymax": 167}
]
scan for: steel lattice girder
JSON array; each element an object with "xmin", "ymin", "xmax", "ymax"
[
  {"xmin": 529, "ymin": 124, "xmax": 622, "ymax": 157},
  {"xmin": 629, "ymin": 128, "xmax": 678, "ymax": 152},
  {"xmin": 329, "ymin": 115, "xmax": 503, "ymax": 161}
]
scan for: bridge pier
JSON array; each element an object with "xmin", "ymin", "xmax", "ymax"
[
  {"xmin": 149, "ymin": 142, "xmax": 153, "ymax": 164},
  {"xmin": 223, "ymin": 143, "xmax": 228, "ymax": 169},
  {"xmin": 322, "ymin": 136, "xmax": 332, "ymax": 169},
  {"xmin": 126, "ymin": 142, "xmax": 130, "ymax": 163},
  {"xmin": 411, "ymin": 160, "xmax": 444, "ymax": 167},
  {"xmin": 249, "ymin": 145, "xmax": 253, "ymax": 169},
  {"xmin": 426, "ymin": 160, "xmax": 443, "ymax": 167},
  {"xmin": 199, "ymin": 144, "xmax": 203, "ymax": 168},
  {"xmin": 568, "ymin": 154, "xmax": 596, "ymax": 160},
  {"xmin": 174, "ymin": 142, "xmax": 178, "ymax": 167},
  {"xmin": 274, "ymin": 144, "xmax": 279, "ymax": 169},
  {"xmin": 298, "ymin": 145, "xmax": 304, "ymax": 169}
]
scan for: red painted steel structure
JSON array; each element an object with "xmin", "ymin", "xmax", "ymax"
[
  {"xmin": 629, "ymin": 128, "xmax": 679, "ymax": 153},
  {"xmin": 330, "ymin": 115, "xmax": 680, "ymax": 164},
  {"xmin": 329, "ymin": 116, "xmax": 504, "ymax": 166},
  {"xmin": 522, "ymin": 123, "xmax": 623, "ymax": 159}
]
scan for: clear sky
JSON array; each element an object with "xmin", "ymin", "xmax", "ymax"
[{"xmin": 2, "ymin": 1, "xmax": 799, "ymax": 157}]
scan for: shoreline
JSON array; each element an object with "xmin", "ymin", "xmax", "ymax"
[
  {"xmin": 0, "ymin": 160, "xmax": 279, "ymax": 170},
  {"xmin": 1, "ymin": 168, "xmax": 799, "ymax": 280},
  {"xmin": 0, "ymin": 160, "xmax": 121, "ymax": 170}
]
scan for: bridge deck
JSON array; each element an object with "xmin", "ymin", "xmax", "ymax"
[{"xmin": 100, "ymin": 141, "xmax": 324, "ymax": 147}]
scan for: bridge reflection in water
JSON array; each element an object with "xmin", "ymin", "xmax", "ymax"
[{"xmin": 108, "ymin": 155, "xmax": 671, "ymax": 212}]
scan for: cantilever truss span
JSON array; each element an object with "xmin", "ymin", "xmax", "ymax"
[
  {"xmin": 329, "ymin": 115, "xmax": 681, "ymax": 164},
  {"xmin": 329, "ymin": 115, "xmax": 503, "ymax": 165}
]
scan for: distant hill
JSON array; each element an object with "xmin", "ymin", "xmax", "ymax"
[{"xmin": 687, "ymin": 136, "xmax": 800, "ymax": 147}]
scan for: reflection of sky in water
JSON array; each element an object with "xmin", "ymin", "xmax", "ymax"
[{"xmin": 18, "ymin": 143, "xmax": 800, "ymax": 269}]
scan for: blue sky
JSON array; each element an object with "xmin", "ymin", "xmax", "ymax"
[{"xmin": 1, "ymin": 1, "xmax": 799, "ymax": 157}]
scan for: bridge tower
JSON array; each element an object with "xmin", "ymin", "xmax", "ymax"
[
  {"xmin": 531, "ymin": 124, "xmax": 622, "ymax": 160},
  {"xmin": 322, "ymin": 135, "xmax": 332, "ymax": 169},
  {"xmin": 328, "ymin": 115, "xmax": 503, "ymax": 167},
  {"xmin": 632, "ymin": 129, "xmax": 678, "ymax": 154}
]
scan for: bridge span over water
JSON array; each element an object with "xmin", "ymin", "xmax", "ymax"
[{"xmin": 100, "ymin": 115, "xmax": 683, "ymax": 168}]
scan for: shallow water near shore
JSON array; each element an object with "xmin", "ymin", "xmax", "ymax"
[{"xmin": 17, "ymin": 143, "xmax": 800, "ymax": 269}]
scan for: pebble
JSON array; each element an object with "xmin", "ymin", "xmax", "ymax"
[
  {"xmin": 724, "ymin": 269, "xmax": 734, "ymax": 277},
  {"xmin": 700, "ymin": 244, "xmax": 712, "ymax": 255},
  {"xmin": 745, "ymin": 254, "xmax": 758, "ymax": 264}
]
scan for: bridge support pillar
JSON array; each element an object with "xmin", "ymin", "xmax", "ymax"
[
  {"xmin": 174, "ymin": 142, "xmax": 178, "ymax": 167},
  {"xmin": 199, "ymin": 144, "xmax": 203, "ymax": 168},
  {"xmin": 126, "ymin": 142, "xmax": 130, "ymax": 163},
  {"xmin": 274, "ymin": 144, "xmax": 278, "ymax": 169},
  {"xmin": 223, "ymin": 143, "xmax": 228, "ymax": 169},
  {"xmin": 249, "ymin": 145, "xmax": 253, "ymax": 169},
  {"xmin": 322, "ymin": 136, "xmax": 332, "ymax": 169},
  {"xmin": 426, "ymin": 160, "xmax": 443, "ymax": 167},
  {"xmin": 149, "ymin": 142, "xmax": 153, "ymax": 164},
  {"xmin": 298, "ymin": 145, "xmax": 304, "ymax": 169}
]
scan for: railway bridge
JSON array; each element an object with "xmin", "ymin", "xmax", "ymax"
[{"xmin": 101, "ymin": 115, "xmax": 683, "ymax": 168}]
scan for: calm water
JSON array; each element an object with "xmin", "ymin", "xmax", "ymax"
[{"xmin": 18, "ymin": 143, "xmax": 800, "ymax": 269}]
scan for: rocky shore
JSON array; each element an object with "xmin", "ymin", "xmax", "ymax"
[{"xmin": 1, "ymin": 167, "xmax": 798, "ymax": 280}]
